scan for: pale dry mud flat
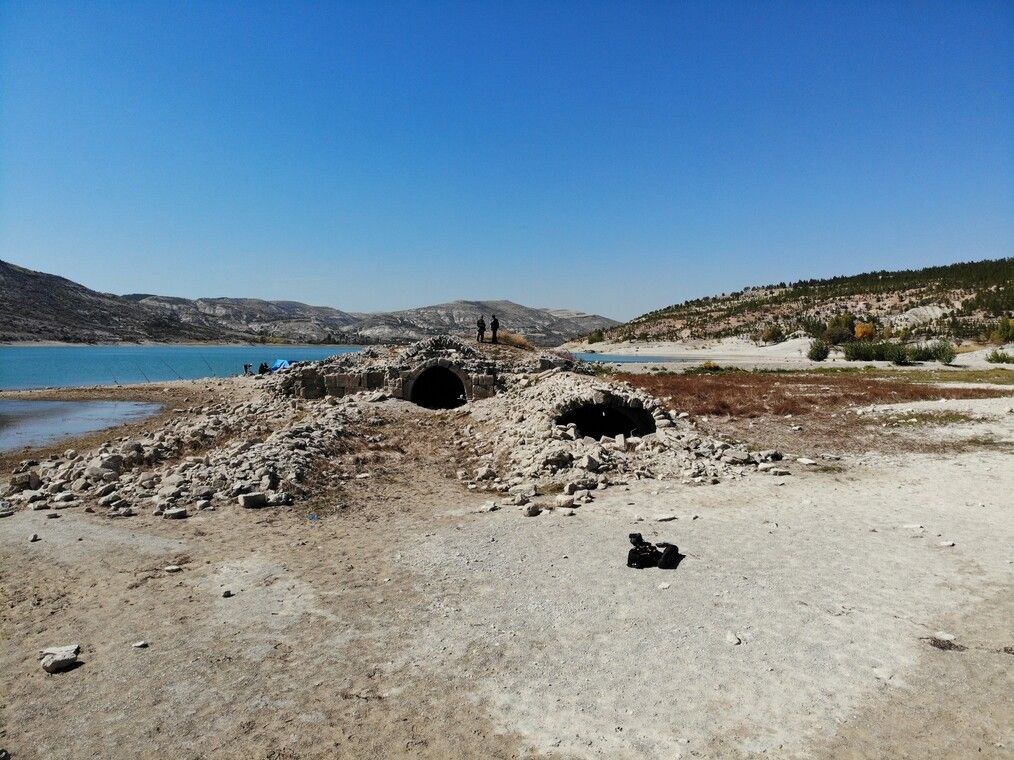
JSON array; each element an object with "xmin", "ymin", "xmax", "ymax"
[
  {"xmin": 1, "ymin": 404, "xmax": 1013, "ymax": 759},
  {"xmin": 404, "ymin": 447, "xmax": 1013, "ymax": 759}
]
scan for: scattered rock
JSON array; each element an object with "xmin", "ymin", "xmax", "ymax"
[
  {"xmin": 721, "ymin": 450, "xmax": 751, "ymax": 464},
  {"xmin": 39, "ymin": 644, "xmax": 80, "ymax": 673},
  {"xmin": 238, "ymin": 492, "xmax": 268, "ymax": 509},
  {"xmin": 724, "ymin": 631, "xmax": 742, "ymax": 645},
  {"xmin": 162, "ymin": 507, "xmax": 188, "ymax": 520},
  {"xmin": 132, "ymin": 640, "xmax": 149, "ymax": 648},
  {"xmin": 927, "ymin": 637, "xmax": 967, "ymax": 652}
]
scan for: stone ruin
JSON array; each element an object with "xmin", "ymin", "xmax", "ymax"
[
  {"xmin": 2, "ymin": 335, "xmax": 790, "ymax": 523},
  {"xmin": 277, "ymin": 335, "xmax": 573, "ymax": 408},
  {"xmin": 272, "ymin": 336, "xmax": 783, "ymax": 507}
]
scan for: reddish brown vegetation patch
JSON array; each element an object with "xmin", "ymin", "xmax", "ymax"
[
  {"xmin": 616, "ymin": 371, "xmax": 1011, "ymax": 455},
  {"xmin": 617, "ymin": 372, "xmax": 1009, "ymax": 419}
]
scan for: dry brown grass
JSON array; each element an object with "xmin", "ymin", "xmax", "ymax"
[
  {"xmin": 494, "ymin": 331, "xmax": 533, "ymax": 350},
  {"xmin": 618, "ymin": 371, "xmax": 1009, "ymax": 419},
  {"xmin": 616, "ymin": 370, "xmax": 1012, "ymax": 455}
]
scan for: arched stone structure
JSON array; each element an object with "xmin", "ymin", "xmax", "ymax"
[
  {"xmin": 403, "ymin": 360, "xmax": 473, "ymax": 409},
  {"xmin": 554, "ymin": 395, "xmax": 657, "ymax": 438}
]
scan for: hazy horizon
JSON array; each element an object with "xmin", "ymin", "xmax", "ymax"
[{"xmin": 2, "ymin": 2, "xmax": 1011, "ymax": 321}]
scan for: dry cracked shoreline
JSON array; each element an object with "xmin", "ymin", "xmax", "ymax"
[{"xmin": 1, "ymin": 338, "xmax": 1012, "ymax": 759}]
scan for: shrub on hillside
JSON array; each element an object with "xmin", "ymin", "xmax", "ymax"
[
  {"xmin": 906, "ymin": 344, "xmax": 936, "ymax": 362},
  {"xmin": 986, "ymin": 349, "xmax": 1014, "ymax": 364},
  {"xmin": 761, "ymin": 324, "xmax": 785, "ymax": 344},
  {"xmin": 587, "ymin": 329, "xmax": 605, "ymax": 344},
  {"xmin": 932, "ymin": 340, "xmax": 957, "ymax": 365},
  {"xmin": 906, "ymin": 340, "xmax": 957, "ymax": 364},
  {"xmin": 807, "ymin": 338, "xmax": 831, "ymax": 361},
  {"xmin": 841, "ymin": 341, "xmax": 873, "ymax": 361},
  {"xmin": 854, "ymin": 322, "xmax": 876, "ymax": 340},
  {"xmin": 884, "ymin": 344, "xmax": 911, "ymax": 365},
  {"xmin": 841, "ymin": 341, "xmax": 910, "ymax": 364},
  {"xmin": 990, "ymin": 317, "xmax": 1012, "ymax": 344},
  {"xmin": 824, "ymin": 313, "xmax": 856, "ymax": 345}
]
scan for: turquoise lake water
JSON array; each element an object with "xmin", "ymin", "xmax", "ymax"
[{"xmin": 0, "ymin": 345, "xmax": 360, "ymax": 391}]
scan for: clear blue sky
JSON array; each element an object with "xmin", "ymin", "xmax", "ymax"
[{"xmin": 1, "ymin": 1, "xmax": 1011, "ymax": 320}]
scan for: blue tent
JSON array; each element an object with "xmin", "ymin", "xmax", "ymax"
[{"xmin": 269, "ymin": 359, "xmax": 293, "ymax": 372}]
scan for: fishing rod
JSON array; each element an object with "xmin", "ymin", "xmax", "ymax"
[
  {"xmin": 136, "ymin": 365, "xmax": 152, "ymax": 383},
  {"xmin": 198, "ymin": 353, "xmax": 217, "ymax": 377},
  {"xmin": 157, "ymin": 358, "xmax": 185, "ymax": 381}
]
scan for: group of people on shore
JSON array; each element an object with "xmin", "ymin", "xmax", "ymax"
[
  {"xmin": 243, "ymin": 363, "xmax": 270, "ymax": 376},
  {"xmin": 476, "ymin": 314, "xmax": 499, "ymax": 344}
]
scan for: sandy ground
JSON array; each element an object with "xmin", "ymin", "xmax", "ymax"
[
  {"xmin": 1, "ymin": 382, "xmax": 1012, "ymax": 759},
  {"xmin": 570, "ymin": 337, "xmax": 1014, "ymax": 373}
]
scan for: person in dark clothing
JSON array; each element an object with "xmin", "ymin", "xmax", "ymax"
[
  {"xmin": 243, "ymin": 364, "xmax": 253, "ymax": 376},
  {"xmin": 258, "ymin": 362, "xmax": 269, "ymax": 375},
  {"xmin": 476, "ymin": 316, "xmax": 486, "ymax": 343},
  {"xmin": 490, "ymin": 314, "xmax": 499, "ymax": 344}
]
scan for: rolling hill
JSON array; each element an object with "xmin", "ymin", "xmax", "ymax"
[
  {"xmin": 602, "ymin": 258, "xmax": 1013, "ymax": 343},
  {"xmin": 0, "ymin": 259, "xmax": 617, "ymax": 346}
]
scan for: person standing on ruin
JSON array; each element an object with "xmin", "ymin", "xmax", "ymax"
[
  {"xmin": 477, "ymin": 315, "xmax": 486, "ymax": 343},
  {"xmin": 490, "ymin": 314, "xmax": 499, "ymax": 344}
]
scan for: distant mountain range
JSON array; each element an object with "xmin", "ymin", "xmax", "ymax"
[
  {"xmin": 601, "ymin": 258, "xmax": 1012, "ymax": 343},
  {"xmin": 0, "ymin": 259, "xmax": 618, "ymax": 346}
]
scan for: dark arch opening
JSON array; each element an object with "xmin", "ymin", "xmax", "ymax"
[
  {"xmin": 409, "ymin": 366, "xmax": 467, "ymax": 409},
  {"xmin": 556, "ymin": 402, "xmax": 656, "ymax": 439}
]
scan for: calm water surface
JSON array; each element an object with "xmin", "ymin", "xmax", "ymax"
[
  {"xmin": 573, "ymin": 352, "xmax": 682, "ymax": 364},
  {"xmin": 0, "ymin": 344, "xmax": 360, "ymax": 390},
  {"xmin": 0, "ymin": 399, "xmax": 163, "ymax": 452}
]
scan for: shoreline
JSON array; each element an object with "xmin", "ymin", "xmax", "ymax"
[
  {"xmin": 570, "ymin": 336, "xmax": 1014, "ymax": 372},
  {"xmin": 0, "ymin": 377, "xmax": 242, "ymax": 471},
  {"xmin": 0, "ymin": 398, "xmax": 163, "ymax": 454},
  {"xmin": 0, "ymin": 340, "xmax": 365, "ymax": 348}
]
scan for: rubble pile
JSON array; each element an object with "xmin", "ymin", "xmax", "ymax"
[
  {"xmin": 454, "ymin": 371, "xmax": 780, "ymax": 506},
  {"xmin": 4, "ymin": 394, "xmax": 359, "ymax": 518},
  {"xmin": 3, "ymin": 336, "xmax": 782, "ymax": 522}
]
